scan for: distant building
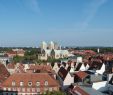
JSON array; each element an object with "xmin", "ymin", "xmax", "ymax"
[
  {"xmin": 97, "ymin": 48, "xmax": 100, "ymax": 53},
  {"xmin": 40, "ymin": 41, "xmax": 47, "ymax": 50},
  {"xmin": 48, "ymin": 41, "xmax": 55, "ymax": 50},
  {"xmin": 0, "ymin": 54, "xmax": 12, "ymax": 66},
  {"xmin": 38, "ymin": 41, "xmax": 69, "ymax": 60},
  {"xmin": 6, "ymin": 49, "xmax": 25, "ymax": 57}
]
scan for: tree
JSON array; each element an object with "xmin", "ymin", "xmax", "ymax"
[
  {"xmin": 13, "ymin": 55, "xmax": 24, "ymax": 63},
  {"xmin": 43, "ymin": 91, "xmax": 65, "ymax": 95}
]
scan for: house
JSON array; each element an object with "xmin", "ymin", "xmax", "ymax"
[
  {"xmin": 13, "ymin": 49, "xmax": 25, "ymax": 57},
  {"xmin": 75, "ymin": 63, "xmax": 82, "ymax": 71},
  {"xmin": 85, "ymin": 63, "xmax": 90, "ymax": 70},
  {"xmin": 28, "ymin": 64, "xmax": 53, "ymax": 73},
  {"xmin": 0, "ymin": 54, "xmax": 12, "ymax": 66},
  {"xmin": 1, "ymin": 73, "xmax": 60, "ymax": 95},
  {"xmin": 68, "ymin": 86, "xmax": 105, "ymax": 95},
  {"xmin": 58, "ymin": 67, "xmax": 74, "ymax": 90},
  {"xmin": 6, "ymin": 63, "xmax": 16, "ymax": 74},
  {"xmin": 6, "ymin": 49, "xmax": 25, "ymax": 58},
  {"xmin": 89, "ymin": 61, "xmax": 105, "ymax": 74},
  {"xmin": 15, "ymin": 63, "xmax": 25, "ymax": 73},
  {"xmin": 96, "ymin": 63, "xmax": 105, "ymax": 74},
  {"xmin": 75, "ymin": 63, "xmax": 86, "ymax": 71},
  {"xmin": 6, "ymin": 51, "xmax": 17, "ymax": 57},
  {"xmin": 104, "ymin": 60, "xmax": 113, "ymax": 74},
  {"xmin": 52, "ymin": 62, "xmax": 60, "ymax": 74},
  {"xmin": 74, "ymin": 71, "xmax": 90, "ymax": 84},
  {"xmin": 108, "ymin": 75, "xmax": 113, "ymax": 93}
]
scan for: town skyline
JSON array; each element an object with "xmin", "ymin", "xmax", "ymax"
[{"xmin": 0, "ymin": 0, "xmax": 113, "ymax": 47}]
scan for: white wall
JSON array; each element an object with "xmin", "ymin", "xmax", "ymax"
[
  {"xmin": 79, "ymin": 64, "xmax": 86, "ymax": 71},
  {"xmin": 53, "ymin": 63, "xmax": 60, "ymax": 73},
  {"xmin": 96, "ymin": 63, "xmax": 105, "ymax": 75},
  {"xmin": 92, "ymin": 81, "xmax": 108, "ymax": 92},
  {"xmin": 63, "ymin": 73, "xmax": 74, "ymax": 86}
]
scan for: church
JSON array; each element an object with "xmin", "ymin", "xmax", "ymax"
[{"xmin": 38, "ymin": 41, "xmax": 69, "ymax": 60}]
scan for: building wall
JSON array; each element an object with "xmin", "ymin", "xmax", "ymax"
[
  {"xmin": 63, "ymin": 73, "xmax": 74, "ymax": 87},
  {"xmin": 92, "ymin": 81, "xmax": 108, "ymax": 92},
  {"xmin": 2, "ymin": 86, "xmax": 59, "ymax": 95},
  {"xmin": 96, "ymin": 63, "xmax": 105, "ymax": 74},
  {"xmin": 7, "ymin": 69, "xmax": 15, "ymax": 75}
]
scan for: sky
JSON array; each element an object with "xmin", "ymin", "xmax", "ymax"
[{"xmin": 0, "ymin": 0, "xmax": 113, "ymax": 47}]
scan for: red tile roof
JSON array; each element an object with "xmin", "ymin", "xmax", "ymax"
[
  {"xmin": 29, "ymin": 64, "xmax": 52, "ymax": 73},
  {"xmin": 0, "ymin": 64, "xmax": 10, "ymax": 84},
  {"xmin": 2, "ymin": 73, "xmax": 59, "ymax": 87},
  {"xmin": 7, "ymin": 63, "xmax": 15, "ymax": 69}
]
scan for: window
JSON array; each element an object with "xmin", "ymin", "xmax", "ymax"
[
  {"xmin": 17, "ymin": 88, "xmax": 20, "ymax": 92},
  {"xmin": 36, "ymin": 81, "xmax": 40, "ymax": 86},
  {"xmin": 44, "ymin": 87, "xmax": 48, "ymax": 91},
  {"xmin": 3, "ymin": 87, "xmax": 6, "ymax": 91},
  {"xmin": 49, "ymin": 87, "xmax": 52, "ymax": 91},
  {"xmin": 22, "ymin": 88, "xmax": 25, "ymax": 92},
  {"xmin": 8, "ymin": 88, "xmax": 11, "ymax": 91},
  {"xmin": 27, "ymin": 88, "xmax": 30, "ymax": 92},
  {"xmin": 12, "ymin": 81, "xmax": 16, "ymax": 86},
  {"xmin": 12, "ymin": 88, "xmax": 16, "ymax": 91},
  {"xmin": 44, "ymin": 81, "xmax": 48, "ymax": 86},
  {"xmin": 28, "ymin": 81, "xmax": 32, "ymax": 86},
  {"xmin": 37, "ymin": 88, "xmax": 40, "ymax": 92},
  {"xmin": 32, "ymin": 88, "xmax": 35, "ymax": 92},
  {"xmin": 20, "ymin": 81, "xmax": 24, "ymax": 86},
  {"xmin": 54, "ymin": 87, "xmax": 57, "ymax": 91}
]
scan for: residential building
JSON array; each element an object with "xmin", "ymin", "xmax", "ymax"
[{"xmin": 1, "ymin": 73, "xmax": 60, "ymax": 95}]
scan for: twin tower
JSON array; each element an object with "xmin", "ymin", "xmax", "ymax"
[{"xmin": 40, "ymin": 41, "xmax": 61, "ymax": 50}]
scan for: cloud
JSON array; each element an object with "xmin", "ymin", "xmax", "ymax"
[
  {"xmin": 23, "ymin": 0, "xmax": 40, "ymax": 14},
  {"xmin": 78, "ymin": 0, "xmax": 108, "ymax": 31}
]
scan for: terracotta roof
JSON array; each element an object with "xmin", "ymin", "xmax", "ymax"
[
  {"xmin": 15, "ymin": 63, "xmax": 25, "ymax": 73},
  {"xmin": 7, "ymin": 63, "xmax": 15, "ymax": 69},
  {"xmin": 7, "ymin": 51, "xmax": 17, "ymax": 55},
  {"xmin": 29, "ymin": 64, "xmax": 52, "ymax": 73},
  {"xmin": 2, "ymin": 73, "xmax": 59, "ymax": 87},
  {"xmin": 0, "ymin": 64, "xmax": 10, "ymax": 84},
  {"xmin": 74, "ymin": 71, "xmax": 89, "ymax": 79}
]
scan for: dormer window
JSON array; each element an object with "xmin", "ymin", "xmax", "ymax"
[
  {"xmin": 36, "ymin": 81, "xmax": 40, "ymax": 86},
  {"xmin": 44, "ymin": 81, "xmax": 48, "ymax": 86},
  {"xmin": 28, "ymin": 81, "xmax": 32, "ymax": 86},
  {"xmin": 12, "ymin": 81, "xmax": 16, "ymax": 86},
  {"xmin": 20, "ymin": 81, "xmax": 24, "ymax": 86}
]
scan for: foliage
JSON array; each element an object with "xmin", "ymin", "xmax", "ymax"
[
  {"xmin": 74, "ymin": 47, "xmax": 113, "ymax": 53},
  {"xmin": 43, "ymin": 91, "xmax": 65, "ymax": 95},
  {"xmin": 13, "ymin": 55, "xmax": 24, "ymax": 63}
]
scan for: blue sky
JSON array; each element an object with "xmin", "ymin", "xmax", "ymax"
[{"xmin": 0, "ymin": 0, "xmax": 113, "ymax": 47}]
